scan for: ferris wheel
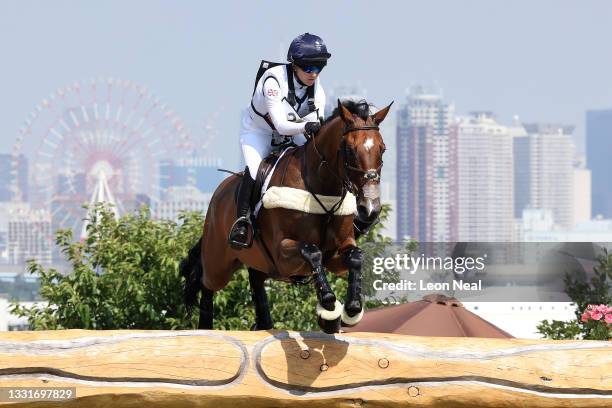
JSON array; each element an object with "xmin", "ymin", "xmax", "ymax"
[{"xmin": 11, "ymin": 77, "xmax": 194, "ymax": 238}]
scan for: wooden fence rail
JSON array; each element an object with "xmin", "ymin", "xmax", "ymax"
[{"xmin": 0, "ymin": 329, "xmax": 610, "ymax": 407}]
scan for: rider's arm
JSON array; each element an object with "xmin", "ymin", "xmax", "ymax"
[{"xmin": 262, "ymin": 77, "xmax": 307, "ymax": 136}]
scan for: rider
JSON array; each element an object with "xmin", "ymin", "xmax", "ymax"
[{"xmin": 228, "ymin": 33, "xmax": 331, "ymax": 249}]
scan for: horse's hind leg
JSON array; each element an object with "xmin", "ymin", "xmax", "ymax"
[
  {"xmin": 248, "ymin": 268, "xmax": 273, "ymax": 330},
  {"xmin": 198, "ymin": 285, "xmax": 214, "ymax": 330}
]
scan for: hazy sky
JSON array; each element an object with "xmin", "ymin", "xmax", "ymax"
[{"xmin": 1, "ymin": 0, "xmax": 611, "ymax": 170}]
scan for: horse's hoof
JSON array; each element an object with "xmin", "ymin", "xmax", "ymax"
[
  {"xmin": 341, "ymin": 305, "xmax": 365, "ymax": 327},
  {"xmin": 345, "ymin": 300, "xmax": 362, "ymax": 317},
  {"xmin": 320, "ymin": 292, "xmax": 337, "ymax": 311},
  {"xmin": 318, "ymin": 316, "xmax": 341, "ymax": 334},
  {"xmin": 251, "ymin": 321, "xmax": 273, "ymax": 331}
]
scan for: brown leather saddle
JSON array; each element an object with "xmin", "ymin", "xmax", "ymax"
[{"xmin": 233, "ymin": 148, "xmax": 292, "ymax": 211}]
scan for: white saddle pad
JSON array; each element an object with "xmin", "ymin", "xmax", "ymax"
[{"xmin": 262, "ymin": 186, "xmax": 357, "ymax": 215}]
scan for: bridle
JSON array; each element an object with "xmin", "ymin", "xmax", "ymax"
[
  {"xmin": 307, "ymin": 123, "xmax": 383, "ymax": 197},
  {"xmin": 301, "ymin": 121, "xmax": 384, "ymax": 257}
]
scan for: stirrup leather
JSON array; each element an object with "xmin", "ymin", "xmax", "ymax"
[{"xmin": 228, "ymin": 216, "xmax": 253, "ymax": 249}]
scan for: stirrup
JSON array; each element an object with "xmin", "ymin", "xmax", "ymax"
[{"xmin": 228, "ymin": 216, "xmax": 253, "ymax": 249}]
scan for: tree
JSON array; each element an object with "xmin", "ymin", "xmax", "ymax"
[
  {"xmin": 12, "ymin": 203, "xmax": 396, "ymax": 331},
  {"xmin": 537, "ymin": 250, "xmax": 612, "ymax": 340}
]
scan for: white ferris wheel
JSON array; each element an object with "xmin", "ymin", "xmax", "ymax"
[{"xmin": 11, "ymin": 77, "xmax": 195, "ymax": 238}]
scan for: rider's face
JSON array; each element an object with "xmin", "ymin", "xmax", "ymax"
[{"xmin": 293, "ymin": 65, "xmax": 319, "ymax": 87}]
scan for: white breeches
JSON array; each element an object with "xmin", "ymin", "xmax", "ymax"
[
  {"xmin": 240, "ymin": 131, "xmax": 272, "ymax": 179},
  {"xmin": 239, "ymin": 110, "xmax": 307, "ymax": 179}
]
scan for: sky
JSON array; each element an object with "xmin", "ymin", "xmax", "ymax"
[{"xmin": 1, "ymin": 0, "xmax": 612, "ymax": 171}]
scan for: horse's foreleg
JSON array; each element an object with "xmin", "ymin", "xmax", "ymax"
[
  {"xmin": 340, "ymin": 246, "xmax": 365, "ymax": 326},
  {"xmin": 299, "ymin": 243, "xmax": 337, "ymax": 311},
  {"xmin": 299, "ymin": 243, "xmax": 343, "ymax": 334},
  {"xmin": 198, "ymin": 285, "xmax": 214, "ymax": 330},
  {"xmin": 248, "ymin": 268, "xmax": 273, "ymax": 330}
]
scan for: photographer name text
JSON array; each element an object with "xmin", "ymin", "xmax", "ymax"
[{"xmin": 372, "ymin": 279, "xmax": 482, "ymax": 291}]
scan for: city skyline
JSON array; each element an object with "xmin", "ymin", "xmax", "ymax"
[{"xmin": 0, "ymin": 83, "xmax": 605, "ymax": 238}]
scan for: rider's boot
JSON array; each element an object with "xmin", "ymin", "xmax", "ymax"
[{"xmin": 228, "ymin": 168, "xmax": 255, "ymax": 249}]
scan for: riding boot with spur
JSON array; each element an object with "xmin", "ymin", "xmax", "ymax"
[{"xmin": 228, "ymin": 168, "xmax": 255, "ymax": 249}]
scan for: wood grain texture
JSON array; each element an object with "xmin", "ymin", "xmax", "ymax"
[{"xmin": 0, "ymin": 329, "xmax": 609, "ymax": 407}]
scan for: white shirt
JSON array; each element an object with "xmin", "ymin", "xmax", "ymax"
[{"xmin": 248, "ymin": 64, "xmax": 326, "ymax": 135}]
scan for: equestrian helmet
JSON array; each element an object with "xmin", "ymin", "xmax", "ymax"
[{"xmin": 287, "ymin": 33, "xmax": 331, "ymax": 64}]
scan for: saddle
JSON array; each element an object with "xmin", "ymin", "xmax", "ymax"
[{"xmin": 233, "ymin": 148, "xmax": 292, "ymax": 213}]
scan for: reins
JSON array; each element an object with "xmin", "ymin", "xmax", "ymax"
[
  {"xmin": 306, "ymin": 122, "xmax": 382, "ymax": 198},
  {"xmin": 301, "ymin": 120, "xmax": 382, "ymax": 252}
]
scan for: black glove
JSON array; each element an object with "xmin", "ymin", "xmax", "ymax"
[{"xmin": 304, "ymin": 121, "xmax": 321, "ymax": 136}]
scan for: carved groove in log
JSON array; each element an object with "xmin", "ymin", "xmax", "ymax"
[
  {"xmin": 253, "ymin": 332, "xmax": 612, "ymax": 397},
  {"xmin": 0, "ymin": 331, "xmax": 248, "ymax": 386}
]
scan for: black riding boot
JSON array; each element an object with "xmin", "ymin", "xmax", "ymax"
[{"xmin": 228, "ymin": 169, "xmax": 255, "ymax": 249}]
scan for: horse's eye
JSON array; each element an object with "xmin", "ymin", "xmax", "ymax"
[{"xmin": 345, "ymin": 144, "xmax": 358, "ymax": 164}]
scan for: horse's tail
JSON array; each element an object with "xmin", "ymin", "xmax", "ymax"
[{"xmin": 179, "ymin": 237, "xmax": 203, "ymax": 316}]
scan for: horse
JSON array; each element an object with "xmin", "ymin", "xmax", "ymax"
[{"xmin": 180, "ymin": 99, "xmax": 392, "ymax": 333}]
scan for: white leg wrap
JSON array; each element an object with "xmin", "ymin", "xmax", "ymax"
[
  {"xmin": 341, "ymin": 306, "xmax": 365, "ymax": 326},
  {"xmin": 316, "ymin": 300, "xmax": 343, "ymax": 321}
]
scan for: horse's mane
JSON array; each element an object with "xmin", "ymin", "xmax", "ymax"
[{"xmin": 323, "ymin": 99, "xmax": 372, "ymax": 125}]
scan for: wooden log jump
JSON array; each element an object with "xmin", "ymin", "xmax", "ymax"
[{"xmin": 0, "ymin": 329, "xmax": 609, "ymax": 407}]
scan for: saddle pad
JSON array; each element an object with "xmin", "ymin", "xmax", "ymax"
[{"xmin": 262, "ymin": 186, "xmax": 357, "ymax": 215}]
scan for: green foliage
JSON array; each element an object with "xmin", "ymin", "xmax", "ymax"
[
  {"xmin": 11, "ymin": 204, "xmax": 203, "ymax": 330},
  {"xmin": 537, "ymin": 249, "xmax": 612, "ymax": 340},
  {"xmin": 12, "ymin": 203, "xmax": 396, "ymax": 331}
]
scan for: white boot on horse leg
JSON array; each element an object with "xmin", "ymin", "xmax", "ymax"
[
  {"xmin": 316, "ymin": 300, "xmax": 343, "ymax": 321},
  {"xmin": 317, "ymin": 300, "xmax": 343, "ymax": 334},
  {"xmin": 341, "ymin": 304, "xmax": 364, "ymax": 327}
]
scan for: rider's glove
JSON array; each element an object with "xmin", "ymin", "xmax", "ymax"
[{"xmin": 304, "ymin": 121, "xmax": 321, "ymax": 136}]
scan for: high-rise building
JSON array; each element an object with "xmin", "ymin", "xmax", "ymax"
[
  {"xmin": 514, "ymin": 124, "xmax": 575, "ymax": 228},
  {"xmin": 159, "ymin": 157, "xmax": 224, "ymax": 199},
  {"xmin": 586, "ymin": 109, "xmax": 612, "ymax": 218},
  {"xmin": 153, "ymin": 186, "xmax": 212, "ymax": 221},
  {"xmin": 573, "ymin": 156, "xmax": 591, "ymax": 227},
  {"xmin": 396, "ymin": 87, "xmax": 455, "ymax": 242},
  {"xmin": 7, "ymin": 207, "xmax": 52, "ymax": 265},
  {"xmin": 512, "ymin": 124, "xmax": 530, "ymax": 218},
  {"xmin": 456, "ymin": 112, "xmax": 514, "ymax": 241},
  {"xmin": 0, "ymin": 154, "xmax": 28, "ymax": 202}
]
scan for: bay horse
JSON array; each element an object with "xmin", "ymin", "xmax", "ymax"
[{"xmin": 180, "ymin": 99, "xmax": 392, "ymax": 333}]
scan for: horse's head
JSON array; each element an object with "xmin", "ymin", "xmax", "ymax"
[{"xmin": 337, "ymin": 99, "xmax": 393, "ymax": 224}]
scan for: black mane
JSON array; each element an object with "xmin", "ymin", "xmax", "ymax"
[{"xmin": 323, "ymin": 99, "xmax": 371, "ymax": 125}]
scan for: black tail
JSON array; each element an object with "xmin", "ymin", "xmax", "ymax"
[{"xmin": 179, "ymin": 237, "xmax": 203, "ymax": 316}]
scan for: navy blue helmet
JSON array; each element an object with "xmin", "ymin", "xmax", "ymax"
[{"xmin": 287, "ymin": 33, "xmax": 331, "ymax": 64}]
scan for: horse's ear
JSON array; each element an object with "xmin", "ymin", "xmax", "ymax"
[
  {"xmin": 371, "ymin": 101, "xmax": 394, "ymax": 125},
  {"xmin": 337, "ymin": 99, "xmax": 354, "ymax": 124}
]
